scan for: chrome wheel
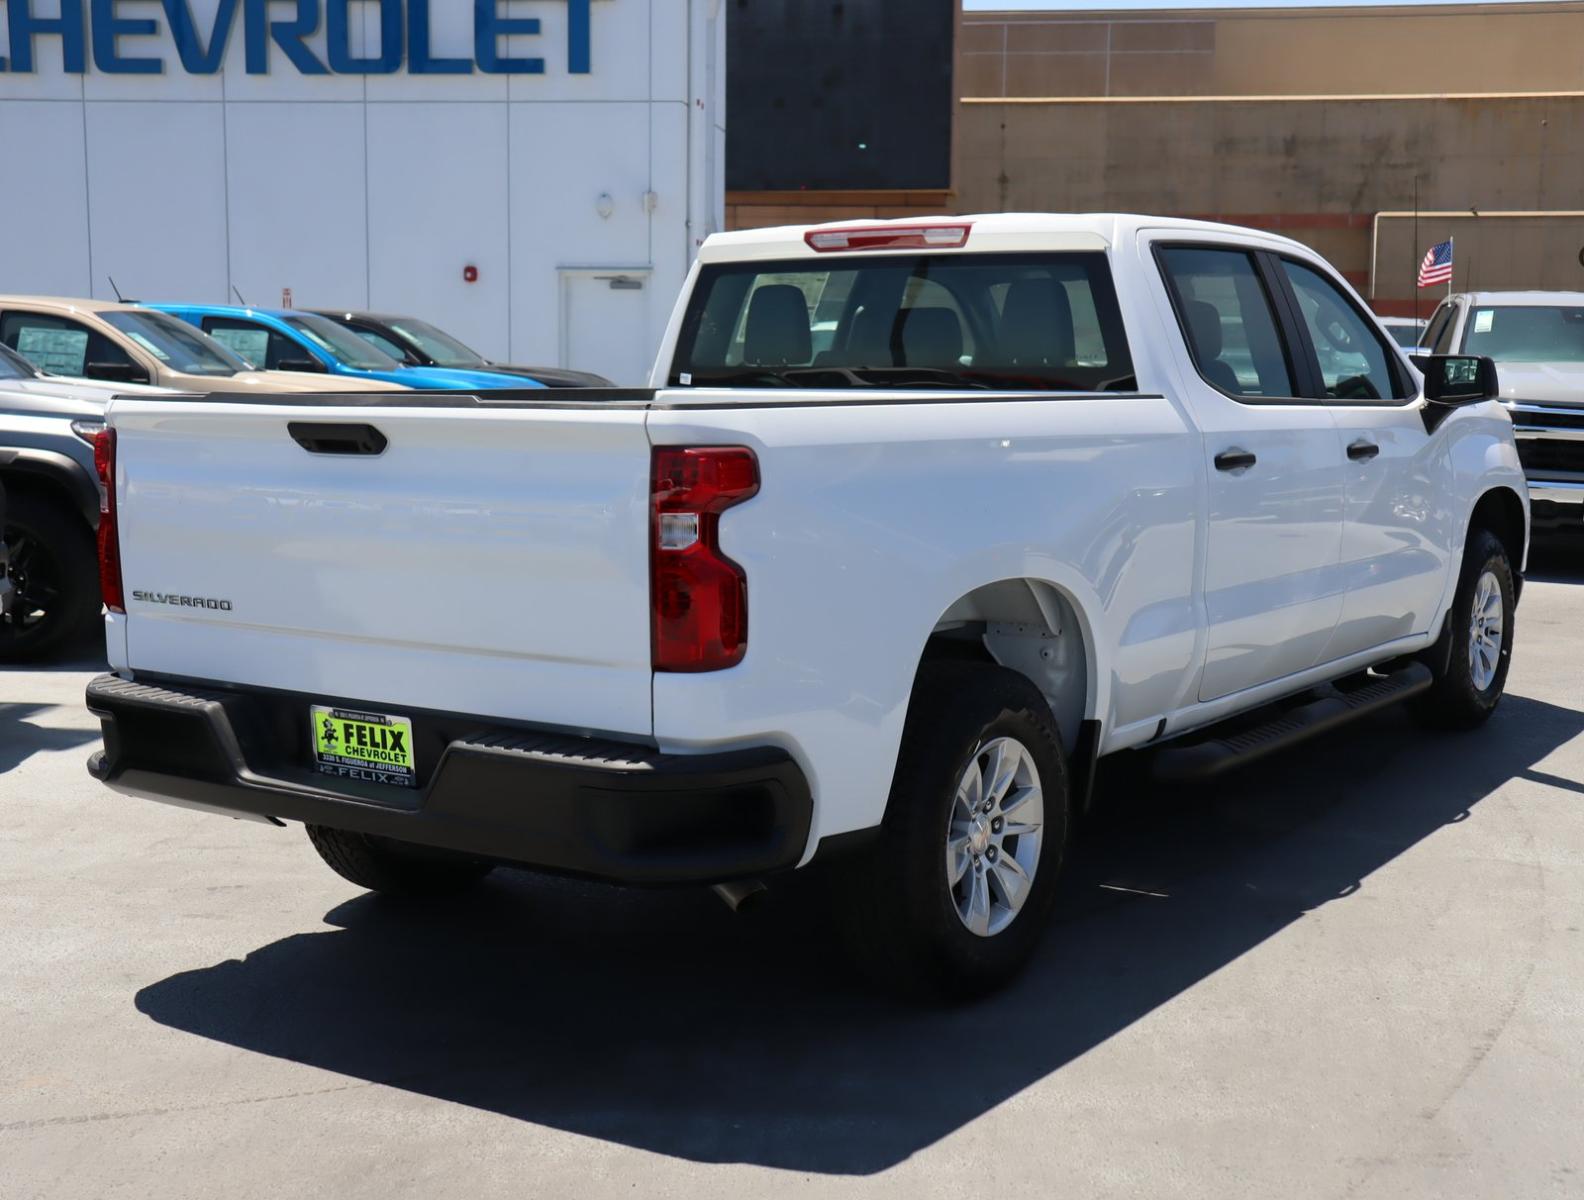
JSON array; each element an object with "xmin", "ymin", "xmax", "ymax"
[
  {"xmin": 946, "ymin": 736, "xmax": 1044, "ymax": 938},
  {"xmin": 1468, "ymin": 569, "xmax": 1504, "ymax": 693}
]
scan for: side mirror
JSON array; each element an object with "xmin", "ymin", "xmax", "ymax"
[
  {"xmin": 85, "ymin": 361, "xmax": 151, "ymax": 385},
  {"xmin": 1410, "ymin": 354, "xmax": 1498, "ymax": 405},
  {"xmin": 275, "ymin": 357, "xmax": 328, "ymax": 374}
]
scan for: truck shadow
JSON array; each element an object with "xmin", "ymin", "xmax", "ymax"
[
  {"xmin": 134, "ymin": 694, "xmax": 1584, "ymax": 1175},
  {"xmin": 0, "ymin": 702, "xmax": 101, "ymax": 776}
]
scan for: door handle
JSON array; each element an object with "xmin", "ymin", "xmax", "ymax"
[
  {"xmin": 1213, "ymin": 448, "xmax": 1257, "ymax": 473},
  {"xmin": 288, "ymin": 422, "xmax": 388, "ymax": 456},
  {"xmin": 1346, "ymin": 439, "xmax": 1380, "ymax": 462}
]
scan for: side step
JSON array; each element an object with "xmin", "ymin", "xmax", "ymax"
[{"xmin": 1151, "ymin": 662, "xmax": 1434, "ymax": 783}]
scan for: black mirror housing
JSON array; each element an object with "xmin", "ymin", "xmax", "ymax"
[
  {"xmin": 275, "ymin": 357, "xmax": 329, "ymax": 374},
  {"xmin": 85, "ymin": 361, "xmax": 151, "ymax": 385},
  {"xmin": 1410, "ymin": 354, "xmax": 1499, "ymax": 405}
]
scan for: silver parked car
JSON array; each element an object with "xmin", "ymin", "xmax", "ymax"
[{"xmin": 1422, "ymin": 291, "xmax": 1584, "ymax": 529}]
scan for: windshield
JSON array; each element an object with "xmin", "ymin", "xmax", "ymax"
[
  {"xmin": 283, "ymin": 314, "xmax": 402, "ymax": 370},
  {"xmin": 0, "ymin": 342, "xmax": 38, "ymax": 380},
  {"xmin": 386, "ymin": 317, "xmax": 486, "ymax": 368},
  {"xmin": 100, "ymin": 311, "xmax": 243, "ymax": 376},
  {"xmin": 1461, "ymin": 306, "xmax": 1584, "ymax": 363},
  {"xmin": 670, "ymin": 252, "xmax": 1136, "ymax": 392}
]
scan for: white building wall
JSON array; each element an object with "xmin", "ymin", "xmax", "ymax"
[{"xmin": 0, "ymin": 1, "xmax": 725, "ymax": 383}]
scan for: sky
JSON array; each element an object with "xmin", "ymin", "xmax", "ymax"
[{"xmin": 964, "ymin": 0, "xmax": 1556, "ymax": 9}]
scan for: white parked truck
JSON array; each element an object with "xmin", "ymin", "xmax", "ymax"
[{"xmin": 86, "ymin": 215, "xmax": 1527, "ymax": 996}]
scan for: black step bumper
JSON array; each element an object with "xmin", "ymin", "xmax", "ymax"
[{"xmin": 85, "ymin": 674, "xmax": 812, "ymax": 885}]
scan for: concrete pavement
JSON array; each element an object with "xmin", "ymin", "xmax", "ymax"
[{"xmin": 3, "ymin": 554, "xmax": 1582, "ymax": 1199}]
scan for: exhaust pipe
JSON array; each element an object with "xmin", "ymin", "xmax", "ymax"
[{"xmin": 712, "ymin": 879, "xmax": 768, "ymax": 914}]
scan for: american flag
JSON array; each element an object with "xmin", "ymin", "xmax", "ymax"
[{"xmin": 1418, "ymin": 238, "xmax": 1454, "ymax": 288}]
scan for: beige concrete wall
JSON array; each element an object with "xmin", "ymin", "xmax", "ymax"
[{"xmin": 962, "ymin": 3, "xmax": 1584, "ymax": 99}]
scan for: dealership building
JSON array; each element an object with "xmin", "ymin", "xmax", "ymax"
[
  {"xmin": 3, "ymin": 0, "xmax": 1580, "ymax": 384},
  {"xmin": 729, "ymin": 1, "xmax": 1584, "ymax": 320},
  {"xmin": 1, "ymin": 0, "xmax": 723, "ymax": 385}
]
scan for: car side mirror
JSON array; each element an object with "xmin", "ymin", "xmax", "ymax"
[
  {"xmin": 85, "ymin": 361, "xmax": 151, "ymax": 385},
  {"xmin": 276, "ymin": 357, "xmax": 328, "ymax": 374},
  {"xmin": 1411, "ymin": 354, "xmax": 1498, "ymax": 405}
]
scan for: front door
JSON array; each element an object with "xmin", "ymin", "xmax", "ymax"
[
  {"xmin": 1274, "ymin": 257, "xmax": 1451, "ymax": 658},
  {"xmin": 1151, "ymin": 241, "xmax": 1347, "ymax": 703}
]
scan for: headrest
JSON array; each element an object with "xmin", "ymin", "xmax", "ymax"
[
  {"xmin": 899, "ymin": 307, "xmax": 964, "ymax": 369},
  {"xmin": 1184, "ymin": 299, "xmax": 1224, "ymax": 360},
  {"xmin": 743, "ymin": 284, "xmax": 812, "ymax": 367},
  {"xmin": 999, "ymin": 278, "xmax": 1075, "ymax": 365}
]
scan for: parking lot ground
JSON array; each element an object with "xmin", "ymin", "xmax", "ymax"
[{"xmin": 2, "ymin": 551, "xmax": 1583, "ymax": 1200}]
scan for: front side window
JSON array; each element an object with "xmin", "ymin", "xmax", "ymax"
[
  {"xmin": 1423, "ymin": 302, "xmax": 1455, "ymax": 354},
  {"xmin": 203, "ymin": 320, "xmax": 274, "ymax": 368},
  {"xmin": 1280, "ymin": 260, "xmax": 1403, "ymax": 402},
  {"xmin": 0, "ymin": 342, "xmax": 37, "ymax": 380},
  {"xmin": 670, "ymin": 252, "xmax": 1135, "ymax": 392},
  {"xmin": 283, "ymin": 314, "xmax": 401, "ymax": 371},
  {"xmin": 1157, "ymin": 246, "xmax": 1295, "ymax": 399},
  {"xmin": 1461, "ymin": 305, "xmax": 1584, "ymax": 363},
  {"xmin": 99, "ymin": 311, "xmax": 243, "ymax": 376},
  {"xmin": 384, "ymin": 318, "xmax": 486, "ymax": 368}
]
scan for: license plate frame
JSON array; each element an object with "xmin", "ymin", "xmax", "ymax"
[{"xmin": 310, "ymin": 705, "xmax": 417, "ymax": 788}]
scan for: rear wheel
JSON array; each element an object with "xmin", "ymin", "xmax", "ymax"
[
  {"xmin": 306, "ymin": 825, "xmax": 494, "ymax": 898},
  {"xmin": 833, "ymin": 662, "xmax": 1071, "ymax": 999},
  {"xmin": 1414, "ymin": 527, "xmax": 1515, "ymax": 730},
  {"xmin": 0, "ymin": 493, "xmax": 101, "ymax": 663}
]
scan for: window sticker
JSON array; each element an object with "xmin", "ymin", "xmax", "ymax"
[
  {"xmin": 17, "ymin": 328, "xmax": 89, "ymax": 375},
  {"xmin": 209, "ymin": 328, "xmax": 269, "ymax": 367},
  {"xmin": 1473, "ymin": 309, "xmax": 1495, "ymax": 334}
]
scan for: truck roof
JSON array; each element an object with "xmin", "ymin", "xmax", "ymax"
[
  {"xmin": 1450, "ymin": 291, "xmax": 1584, "ymax": 306},
  {"xmin": 0, "ymin": 295, "xmax": 149, "ymax": 315},
  {"xmin": 698, "ymin": 212, "xmax": 1317, "ymax": 263}
]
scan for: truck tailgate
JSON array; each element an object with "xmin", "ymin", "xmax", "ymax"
[{"xmin": 110, "ymin": 398, "xmax": 655, "ymax": 737}]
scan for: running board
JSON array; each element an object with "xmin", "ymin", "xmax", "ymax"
[{"xmin": 1151, "ymin": 662, "xmax": 1434, "ymax": 783}]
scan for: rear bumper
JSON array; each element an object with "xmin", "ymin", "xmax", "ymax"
[{"xmin": 86, "ymin": 674, "xmax": 812, "ymax": 885}]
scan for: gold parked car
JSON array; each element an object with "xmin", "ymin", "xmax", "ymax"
[{"xmin": 0, "ymin": 296, "xmax": 404, "ymax": 394}]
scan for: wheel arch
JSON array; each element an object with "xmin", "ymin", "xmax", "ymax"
[
  {"xmin": 0, "ymin": 449, "xmax": 99, "ymax": 530},
  {"xmin": 1468, "ymin": 484, "xmax": 1528, "ymax": 583},
  {"xmin": 919, "ymin": 576, "xmax": 1101, "ymax": 757}
]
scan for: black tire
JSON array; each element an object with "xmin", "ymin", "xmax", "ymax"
[
  {"xmin": 833, "ymin": 662, "xmax": 1071, "ymax": 1000},
  {"xmin": 1413, "ymin": 527, "xmax": 1516, "ymax": 730},
  {"xmin": 305, "ymin": 825, "xmax": 494, "ymax": 898},
  {"xmin": 0, "ymin": 492, "xmax": 101, "ymax": 663}
]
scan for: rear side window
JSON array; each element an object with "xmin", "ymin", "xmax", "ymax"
[
  {"xmin": 0, "ymin": 312, "xmax": 132, "ymax": 377},
  {"xmin": 1157, "ymin": 247, "xmax": 1295, "ymax": 399},
  {"xmin": 669, "ymin": 252, "xmax": 1136, "ymax": 392}
]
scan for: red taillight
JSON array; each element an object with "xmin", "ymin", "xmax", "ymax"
[
  {"xmin": 651, "ymin": 446, "xmax": 759, "ymax": 672},
  {"xmin": 92, "ymin": 428, "xmax": 124, "ymax": 614},
  {"xmin": 804, "ymin": 222, "xmax": 972, "ymax": 253}
]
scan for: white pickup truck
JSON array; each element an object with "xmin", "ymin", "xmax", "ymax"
[{"xmin": 86, "ymin": 215, "xmax": 1527, "ymax": 996}]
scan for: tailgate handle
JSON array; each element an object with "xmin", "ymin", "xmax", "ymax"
[{"xmin": 288, "ymin": 422, "xmax": 388, "ymax": 456}]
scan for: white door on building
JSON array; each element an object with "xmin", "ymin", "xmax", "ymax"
[{"xmin": 559, "ymin": 268, "xmax": 655, "ymax": 386}]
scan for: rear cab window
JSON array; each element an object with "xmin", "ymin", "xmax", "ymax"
[{"xmin": 669, "ymin": 252, "xmax": 1136, "ymax": 393}]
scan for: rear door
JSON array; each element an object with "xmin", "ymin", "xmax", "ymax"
[
  {"xmin": 1150, "ymin": 239, "xmax": 1347, "ymax": 702},
  {"xmin": 1272, "ymin": 256, "xmax": 1452, "ymax": 658},
  {"xmin": 111, "ymin": 396, "xmax": 658, "ymax": 737}
]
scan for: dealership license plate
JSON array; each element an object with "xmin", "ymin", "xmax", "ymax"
[{"xmin": 311, "ymin": 705, "xmax": 416, "ymax": 787}]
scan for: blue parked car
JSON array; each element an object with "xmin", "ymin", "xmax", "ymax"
[{"xmin": 146, "ymin": 304, "xmax": 546, "ymax": 391}]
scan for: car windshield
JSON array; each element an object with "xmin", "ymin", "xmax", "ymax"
[
  {"xmin": 100, "ymin": 311, "xmax": 243, "ymax": 376},
  {"xmin": 1461, "ymin": 305, "xmax": 1584, "ymax": 363},
  {"xmin": 386, "ymin": 317, "xmax": 487, "ymax": 368},
  {"xmin": 283, "ymin": 314, "xmax": 402, "ymax": 370},
  {"xmin": 0, "ymin": 342, "xmax": 38, "ymax": 380},
  {"xmin": 670, "ymin": 252, "xmax": 1136, "ymax": 392}
]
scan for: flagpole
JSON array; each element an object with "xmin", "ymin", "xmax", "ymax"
[
  {"xmin": 1412, "ymin": 177, "xmax": 1420, "ymax": 324},
  {"xmin": 1448, "ymin": 235, "xmax": 1454, "ymax": 301}
]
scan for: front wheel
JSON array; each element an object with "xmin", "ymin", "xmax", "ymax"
[
  {"xmin": 833, "ymin": 662, "xmax": 1071, "ymax": 999},
  {"xmin": 1414, "ymin": 527, "xmax": 1516, "ymax": 730}
]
